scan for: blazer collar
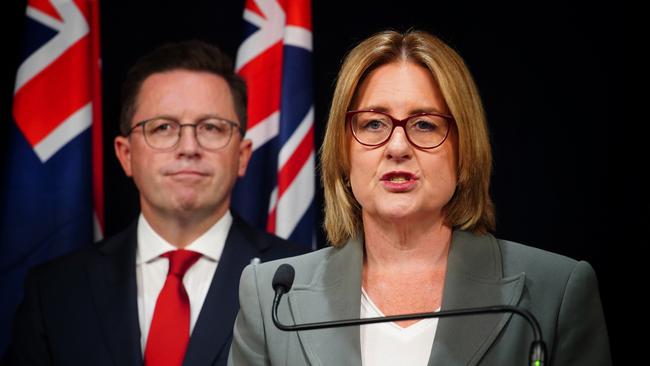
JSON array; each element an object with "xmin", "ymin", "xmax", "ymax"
[
  {"xmin": 287, "ymin": 237, "xmax": 364, "ymax": 366},
  {"xmin": 428, "ymin": 231, "xmax": 525, "ymax": 366},
  {"xmin": 89, "ymin": 215, "xmax": 266, "ymax": 366},
  {"xmin": 88, "ymin": 220, "xmax": 143, "ymax": 366},
  {"xmin": 286, "ymin": 231, "xmax": 525, "ymax": 366}
]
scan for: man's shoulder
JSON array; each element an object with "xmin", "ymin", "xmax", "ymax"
[
  {"xmin": 29, "ymin": 222, "xmax": 136, "ymax": 280},
  {"xmin": 229, "ymin": 214, "xmax": 310, "ymax": 259}
]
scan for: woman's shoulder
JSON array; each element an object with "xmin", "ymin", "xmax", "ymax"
[
  {"xmin": 498, "ymin": 238, "xmax": 577, "ymax": 267},
  {"xmin": 243, "ymin": 246, "xmax": 338, "ymax": 286},
  {"xmin": 260, "ymin": 245, "xmax": 335, "ymax": 270},
  {"xmin": 495, "ymin": 236, "xmax": 597, "ymax": 286},
  {"xmin": 451, "ymin": 230, "xmax": 597, "ymax": 288}
]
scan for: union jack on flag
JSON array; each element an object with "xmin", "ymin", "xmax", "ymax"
[
  {"xmin": 0, "ymin": 0, "xmax": 102, "ymax": 352},
  {"xmin": 233, "ymin": 0, "xmax": 316, "ymax": 248}
]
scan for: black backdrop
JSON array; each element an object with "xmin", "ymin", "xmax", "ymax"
[{"xmin": 1, "ymin": 0, "xmax": 631, "ymax": 363}]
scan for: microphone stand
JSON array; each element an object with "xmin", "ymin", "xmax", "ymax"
[{"xmin": 272, "ymin": 288, "xmax": 546, "ymax": 366}]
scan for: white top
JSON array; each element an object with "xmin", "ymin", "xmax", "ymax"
[
  {"xmin": 136, "ymin": 212, "xmax": 232, "ymax": 353},
  {"xmin": 360, "ymin": 288, "xmax": 439, "ymax": 366}
]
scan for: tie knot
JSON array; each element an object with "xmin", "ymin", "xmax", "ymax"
[{"xmin": 162, "ymin": 250, "xmax": 201, "ymax": 277}]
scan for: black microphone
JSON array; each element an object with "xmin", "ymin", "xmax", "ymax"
[
  {"xmin": 272, "ymin": 263, "xmax": 295, "ymax": 295},
  {"xmin": 271, "ymin": 263, "xmax": 546, "ymax": 366}
]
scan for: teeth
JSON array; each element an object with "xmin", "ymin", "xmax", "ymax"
[{"xmin": 389, "ymin": 177, "xmax": 408, "ymax": 182}]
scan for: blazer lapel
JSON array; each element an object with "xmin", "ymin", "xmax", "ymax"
[
  {"xmin": 183, "ymin": 217, "xmax": 263, "ymax": 366},
  {"xmin": 428, "ymin": 231, "xmax": 525, "ymax": 366},
  {"xmin": 88, "ymin": 222, "xmax": 142, "ymax": 366},
  {"xmin": 287, "ymin": 237, "xmax": 364, "ymax": 366}
]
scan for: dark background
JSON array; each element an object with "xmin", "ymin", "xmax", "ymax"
[{"xmin": 1, "ymin": 0, "xmax": 632, "ymax": 363}]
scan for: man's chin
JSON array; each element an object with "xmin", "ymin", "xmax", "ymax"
[
  {"xmin": 160, "ymin": 193, "xmax": 198, "ymax": 213},
  {"xmin": 172, "ymin": 198, "xmax": 222, "ymax": 218},
  {"xmin": 175, "ymin": 199, "xmax": 203, "ymax": 213}
]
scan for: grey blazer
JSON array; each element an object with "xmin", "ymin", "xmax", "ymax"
[{"xmin": 228, "ymin": 231, "xmax": 611, "ymax": 365}]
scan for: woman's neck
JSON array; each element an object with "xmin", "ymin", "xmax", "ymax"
[
  {"xmin": 361, "ymin": 212, "xmax": 451, "ymax": 325},
  {"xmin": 362, "ymin": 212, "xmax": 452, "ymax": 272}
]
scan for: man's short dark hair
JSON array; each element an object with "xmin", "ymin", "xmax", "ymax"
[{"xmin": 119, "ymin": 40, "xmax": 247, "ymax": 135}]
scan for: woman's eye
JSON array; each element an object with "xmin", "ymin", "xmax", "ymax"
[
  {"xmin": 414, "ymin": 120, "xmax": 436, "ymax": 130},
  {"xmin": 367, "ymin": 120, "xmax": 383, "ymax": 129}
]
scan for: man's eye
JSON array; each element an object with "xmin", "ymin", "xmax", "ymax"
[
  {"xmin": 149, "ymin": 122, "xmax": 177, "ymax": 134},
  {"xmin": 154, "ymin": 123, "xmax": 172, "ymax": 131},
  {"xmin": 200, "ymin": 122, "xmax": 227, "ymax": 133}
]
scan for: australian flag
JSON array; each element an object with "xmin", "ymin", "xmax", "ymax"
[
  {"xmin": 0, "ymin": 0, "xmax": 103, "ymax": 353},
  {"xmin": 233, "ymin": 0, "xmax": 316, "ymax": 248}
]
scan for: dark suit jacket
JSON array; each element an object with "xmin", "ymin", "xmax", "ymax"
[
  {"xmin": 2, "ymin": 215, "xmax": 308, "ymax": 366},
  {"xmin": 229, "ymin": 231, "xmax": 612, "ymax": 366}
]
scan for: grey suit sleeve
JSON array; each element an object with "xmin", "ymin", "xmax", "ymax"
[
  {"xmin": 228, "ymin": 264, "xmax": 270, "ymax": 366},
  {"xmin": 551, "ymin": 261, "xmax": 612, "ymax": 366}
]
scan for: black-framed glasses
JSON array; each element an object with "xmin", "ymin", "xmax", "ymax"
[
  {"xmin": 347, "ymin": 110, "xmax": 454, "ymax": 149},
  {"xmin": 127, "ymin": 117, "xmax": 244, "ymax": 151}
]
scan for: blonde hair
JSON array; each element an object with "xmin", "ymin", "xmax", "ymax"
[{"xmin": 320, "ymin": 29, "xmax": 495, "ymax": 246}]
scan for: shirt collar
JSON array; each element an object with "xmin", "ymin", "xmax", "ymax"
[{"xmin": 136, "ymin": 211, "xmax": 233, "ymax": 265}]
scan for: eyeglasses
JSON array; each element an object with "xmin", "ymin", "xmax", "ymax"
[
  {"xmin": 127, "ymin": 117, "xmax": 244, "ymax": 151},
  {"xmin": 347, "ymin": 110, "xmax": 454, "ymax": 149}
]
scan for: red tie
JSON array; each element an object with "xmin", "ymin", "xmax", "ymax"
[{"xmin": 145, "ymin": 250, "xmax": 202, "ymax": 366}]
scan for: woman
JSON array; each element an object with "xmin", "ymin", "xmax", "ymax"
[{"xmin": 228, "ymin": 30, "xmax": 611, "ymax": 366}]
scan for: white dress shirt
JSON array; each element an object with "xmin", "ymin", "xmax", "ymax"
[
  {"xmin": 360, "ymin": 287, "xmax": 439, "ymax": 366},
  {"xmin": 136, "ymin": 212, "xmax": 232, "ymax": 353}
]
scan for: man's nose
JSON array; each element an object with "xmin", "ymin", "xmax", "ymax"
[{"xmin": 175, "ymin": 125, "xmax": 201, "ymax": 156}]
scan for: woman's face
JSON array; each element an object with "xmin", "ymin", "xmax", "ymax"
[{"xmin": 348, "ymin": 61, "xmax": 458, "ymax": 225}]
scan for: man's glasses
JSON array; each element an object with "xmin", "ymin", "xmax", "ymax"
[
  {"xmin": 127, "ymin": 117, "xmax": 244, "ymax": 151},
  {"xmin": 347, "ymin": 110, "xmax": 453, "ymax": 149}
]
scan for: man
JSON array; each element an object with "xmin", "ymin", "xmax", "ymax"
[{"xmin": 3, "ymin": 40, "xmax": 307, "ymax": 366}]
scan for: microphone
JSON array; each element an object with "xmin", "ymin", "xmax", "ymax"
[
  {"xmin": 272, "ymin": 263, "xmax": 295, "ymax": 295},
  {"xmin": 271, "ymin": 264, "xmax": 546, "ymax": 366}
]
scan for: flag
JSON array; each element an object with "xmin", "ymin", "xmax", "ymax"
[
  {"xmin": 0, "ymin": 0, "xmax": 103, "ymax": 352},
  {"xmin": 233, "ymin": 0, "xmax": 315, "ymax": 248}
]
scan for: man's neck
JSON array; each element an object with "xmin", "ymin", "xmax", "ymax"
[{"xmin": 141, "ymin": 206, "xmax": 228, "ymax": 248}]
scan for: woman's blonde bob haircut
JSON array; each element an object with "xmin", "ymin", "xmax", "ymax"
[{"xmin": 320, "ymin": 29, "xmax": 495, "ymax": 246}]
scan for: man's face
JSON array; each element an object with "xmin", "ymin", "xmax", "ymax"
[{"xmin": 114, "ymin": 69, "xmax": 252, "ymax": 223}]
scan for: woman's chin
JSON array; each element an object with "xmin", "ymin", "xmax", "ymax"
[
  {"xmin": 367, "ymin": 206, "xmax": 417, "ymax": 223},
  {"xmin": 365, "ymin": 203, "xmax": 443, "ymax": 226}
]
